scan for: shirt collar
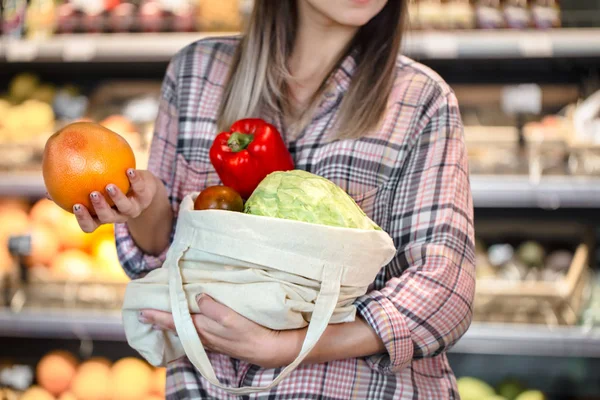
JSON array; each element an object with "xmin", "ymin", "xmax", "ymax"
[{"xmin": 325, "ymin": 49, "xmax": 358, "ymax": 98}]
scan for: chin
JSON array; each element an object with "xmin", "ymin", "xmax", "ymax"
[{"xmin": 335, "ymin": 12, "xmax": 376, "ymax": 27}]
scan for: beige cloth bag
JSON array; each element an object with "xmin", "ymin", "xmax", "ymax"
[{"xmin": 122, "ymin": 193, "xmax": 396, "ymax": 395}]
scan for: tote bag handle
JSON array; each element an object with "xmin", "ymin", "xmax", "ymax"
[{"xmin": 168, "ymin": 244, "xmax": 343, "ymax": 395}]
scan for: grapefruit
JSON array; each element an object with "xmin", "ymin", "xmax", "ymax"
[
  {"xmin": 0, "ymin": 208, "xmax": 30, "ymax": 243},
  {"xmin": 0, "ymin": 197, "xmax": 30, "ymax": 213},
  {"xmin": 30, "ymin": 199, "xmax": 93, "ymax": 251},
  {"xmin": 0, "ymin": 244, "xmax": 13, "ymax": 274},
  {"xmin": 70, "ymin": 359, "xmax": 111, "ymax": 400},
  {"xmin": 92, "ymin": 236, "xmax": 128, "ymax": 282},
  {"xmin": 25, "ymin": 222, "xmax": 61, "ymax": 267},
  {"xmin": 50, "ymin": 249, "xmax": 95, "ymax": 281},
  {"xmin": 57, "ymin": 213, "xmax": 94, "ymax": 251},
  {"xmin": 42, "ymin": 122, "xmax": 136, "ymax": 214},
  {"xmin": 30, "ymin": 198, "xmax": 71, "ymax": 228},
  {"xmin": 150, "ymin": 367, "xmax": 167, "ymax": 397},
  {"xmin": 58, "ymin": 392, "xmax": 77, "ymax": 400},
  {"xmin": 21, "ymin": 386, "xmax": 56, "ymax": 400},
  {"xmin": 36, "ymin": 350, "xmax": 78, "ymax": 396},
  {"xmin": 100, "ymin": 114, "xmax": 137, "ymax": 134},
  {"xmin": 110, "ymin": 357, "xmax": 153, "ymax": 400}
]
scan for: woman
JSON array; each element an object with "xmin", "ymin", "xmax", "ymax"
[{"xmin": 72, "ymin": 0, "xmax": 476, "ymax": 398}]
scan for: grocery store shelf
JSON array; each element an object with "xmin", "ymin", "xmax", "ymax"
[
  {"xmin": 0, "ymin": 32, "xmax": 238, "ymax": 63},
  {"xmin": 451, "ymin": 323, "xmax": 600, "ymax": 358},
  {"xmin": 1, "ymin": 29, "xmax": 600, "ymax": 63},
  {"xmin": 0, "ymin": 173, "xmax": 46, "ymax": 197},
  {"xmin": 470, "ymin": 175, "xmax": 600, "ymax": 209},
  {"xmin": 0, "ymin": 308, "xmax": 125, "ymax": 341},
  {"xmin": 2, "ymin": 172, "xmax": 600, "ymax": 209},
  {"xmin": 2, "ymin": 309, "xmax": 600, "ymax": 357},
  {"xmin": 404, "ymin": 28, "xmax": 600, "ymax": 59}
]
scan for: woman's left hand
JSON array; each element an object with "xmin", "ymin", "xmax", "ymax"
[{"xmin": 138, "ymin": 295, "xmax": 304, "ymax": 369}]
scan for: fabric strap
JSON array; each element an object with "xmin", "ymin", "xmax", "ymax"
[{"xmin": 168, "ymin": 243, "xmax": 343, "ymax": 395}]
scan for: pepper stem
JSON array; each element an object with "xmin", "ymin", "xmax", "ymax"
[{"xmin": 227, "ymin": 132, "xmax": 254, "ymax": 152}]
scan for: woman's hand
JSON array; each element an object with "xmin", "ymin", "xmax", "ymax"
[
  {"xmin": 73, "ymin": 169, "xmax": 159, "ymax": 233},
  {"xmin": 139, "ymin": 295, "xmax": 304, "ymax": 369}
]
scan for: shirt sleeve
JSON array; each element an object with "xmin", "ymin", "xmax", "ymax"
[
  {"xmin": 354, "ymin": 89, "xmax": 476, "ymax": 375},
  {"xmin": 114, "ymin": 56, "xmax": 180, "ymax": 280}
]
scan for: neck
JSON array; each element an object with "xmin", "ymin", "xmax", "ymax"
[{"xmin": 289, "ymin": 2, "xmax": 358, "ymax": 84}]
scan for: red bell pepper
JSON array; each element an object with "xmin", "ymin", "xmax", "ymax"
[{"xmin": 209, "ymin": 118, "xmax": 295, "ymax": 199}]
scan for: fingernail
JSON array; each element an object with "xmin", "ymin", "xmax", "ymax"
[
  {"xmin": 73, "ymin": 204, "xmax": 81, "ymax": 213},
  {"xmin": 90, "ymin": 192, "xmax": 99, "ymax": 200},
  {"xmin": 106, "ymin": 185, "xmax": 115, "ymax": 195},
  {"xmin": 127, "ymin": 169, "xmax": 136, "ymax": 178},
  {"xmin": 152, "ymin": 325, "xmax": 163, "ymax": 331},
  {"xmin": 195, "ymin": 293, "xmax": 205, "ymax": 304},
  {"xmin": 138, "ymin": 311, "xmax": 149, "ymax": 324}
]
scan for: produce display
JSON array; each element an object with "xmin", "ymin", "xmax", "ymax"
[
  {"xmin": 409, "ymin": 0, "xmax": 562, "ymax": 30},
  {"xmin": 0, "ymin": 73, "xmax": 152, "ymax": 174},
  {"xmin": 475, "ymin": 239, "xmax": 575, "ymax": 283},
  {"xmin": 457, "ymin": 376, "xmax": 546, "ymax": 400},
  {"xmin": 1, "ymin": 0, "xmax": 245, "ymax": 38},
  {"xmin": 472, "ymin": 235, "xmax": 593, "ymax": 326},
  {"xmin": 0, "ymin": 197, "xmax": 128, "ymax": 284},
  {"xmin": 6, "ymin": 0, "xmax": 594, "ymax": 38},
  {"xmin": 0, "ymin": 350, "xmax": 165, "ymax": 400}
]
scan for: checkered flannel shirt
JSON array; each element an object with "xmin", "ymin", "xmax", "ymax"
[{"xmin": 115, "ymin": 36, "xmax": 476, "ymax": 400}]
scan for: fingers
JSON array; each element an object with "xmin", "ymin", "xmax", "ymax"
[
  {"xmin": 127, "ymin": 169, "xmax": 148, "ymax": 198},
  {"xmin": 193, "ymin": 313, "xmax": 225, "ymax": 338},
  {"xmin": 89, "ymin": 191, "xmax": 127, "ymax": 224},
  {"xmin": 106, "ymin": 184, "xmax": 141, "ymax": 218},
  {"xmin": 139, "ymin": 310, "xmax": 175, "ymax": 331},
  {"xmin": 139, "ymin": 310, "xmax": 218, "ymax": 351},
  {"xmin": 73, "ymin": 204, "xmax": 99, "ymax": 233},
  {"xmin": 197, "ymin": 295, "xmax": 233, "ymax": 326}
]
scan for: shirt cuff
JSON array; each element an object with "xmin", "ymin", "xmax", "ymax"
[
  {"xmin": 354, "ymin": 291, "xmax": 414, "ymax": 375},
  {"xmin": 114, "ymin": 222, "xmax": 170, "ymax": 279}
]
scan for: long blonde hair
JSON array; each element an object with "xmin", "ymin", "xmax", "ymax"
[{"xmin": 218, "ymin": 1, "xmax": 407, "ymax": 139}]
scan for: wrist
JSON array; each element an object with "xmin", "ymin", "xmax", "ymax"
[{"xmin": 262, "ymin": 328, "xmax": 306, "ymax": 369}]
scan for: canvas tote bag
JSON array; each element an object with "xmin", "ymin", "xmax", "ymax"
[{"xmin": 122, "ymin": 193, "xmax": 396, "ymax": 395}]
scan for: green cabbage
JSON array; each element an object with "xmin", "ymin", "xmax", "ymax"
[{"xmin": 244, "ymin": 170, "xmax": 380, "ymax": 230}]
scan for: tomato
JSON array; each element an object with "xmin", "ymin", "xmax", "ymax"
[{"xmin": 193, "ymin": 185, "xmax": 244, "ymax": 212}]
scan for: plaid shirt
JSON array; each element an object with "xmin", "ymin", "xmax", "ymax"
[{"xmin": 115, "ymin": 36, "xmax": 475, "ymax": 400}]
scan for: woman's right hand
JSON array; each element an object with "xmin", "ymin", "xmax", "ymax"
[{"xmin": 72, "ymin": 168, "xmax": 159, "ymax": 233}]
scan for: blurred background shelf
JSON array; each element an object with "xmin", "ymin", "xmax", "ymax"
[
  {"xmin": 2, "ymin": 308, "xmax": 600, "ymax": 358},
  {"xmin": 470, "ymin": 175, "xmax": 600, "ymax": 209},
  {"xmin": 0, "ymin": 173, "xmax": 46, "ymax": 197},
  {"xmin": 451, "ymin": 323, "xmax": 600, "ymax": 358},
  {"xmin": 2, "ymin": 29, "xmax": 600, "ymax": 63},
  {"xmin": 2, "ymin": 172, "xmax": 600, "ymax": 209},
  {"xmin": 0, "ymin": 309, "xmax": 125, "ymax": 341}
]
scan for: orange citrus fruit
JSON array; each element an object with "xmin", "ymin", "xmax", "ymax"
[
  {"xmin": 110, "ymin": 357, "xmax": 153, "ymax": 400},
  {"xmin": 50, "ymin": 249, "xmax": 95, "ymax": 281},
  {"xmin": 36, "ymin": 350, "xmax": 78, "ymax": 396},
  {"xmin": 42, "ymin": 122, "xmax": 136, "ymax": 214},
  {"xmin": 71, "ymin": 359, "xmax": 111, "ymax": 400},
  {"xmin": 25, "ymin": 222, "xmax": 61, "ymax": 267}
]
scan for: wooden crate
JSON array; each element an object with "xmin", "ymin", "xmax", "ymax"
[{"xmin": 474, "ymin": 243, "xmax": 591, "ymax": 326}]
